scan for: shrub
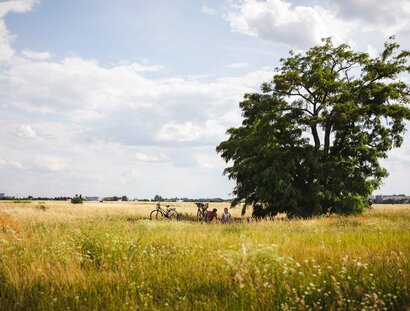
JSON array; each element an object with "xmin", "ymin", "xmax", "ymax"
[{"xmin": 71, "ymin": 194, "xmax": 84, "ymax": 204}]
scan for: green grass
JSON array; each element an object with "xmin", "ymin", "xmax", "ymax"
[{"xmin": 0, "ymin": 203, "xmax": 409, "ymax": 310}]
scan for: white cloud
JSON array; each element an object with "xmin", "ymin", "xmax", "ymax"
[
  {"xmin": 135, "ymin": 152, "xmax": 169, "ymax": 162},
  {"xmin": 366, "ymin": 44, "xmax": 378, "ymax": 58},
  {"xmin": 156, "ymin": 119, "xmax": 226, "ymax": 143},
  {"xmin": 156, "ymin": 121, "xmax": 205, "ymax": 142},
  {"xmin": 0, "ymin": 0, "xmax": 37, "ymax": 17},
  {"xmin": 1, "ymin": 0, "xmax": 408, "ymax": 198},
  {"xmin": 4, "ymin": 52, "xmax": 273, "ymax": 147},
  {"xmin": 202, "ymin": 5, "xmax": 215, "ymax": 16},
  {"xmin": 225, "ymin": 0, "xmax": 410, "ymax": 48},
  {"xmin": 3, "ymin": 160, "xmax": 24, "ymax": 169},
  {"xmin": 15, "ymin": 124, "xmax": 37, "ymax": 138},
  {"xmin": 0, "ymin": 0, "xmax": 37, "ymax": 61},
  {"xmin": 21, "ymin": 49, "xmax": 52, "ymax": 60},
  {"xmin": 227, "ymin": 62, "xmax": 249, "ymax": 68},
  {"xmin": 8, "ymin": 160, "xmax": 24, "ymax": 169},
  {"xmin": 197, "ymin": 154, "xmax": 215, "ymax": 169},
  {"xmin": 0, "ymin": 45, "xmax": 270, "ymax": 196},
  {"xmin": 0, "ymin": 158, "xmax": 24, "ymax": 169},
  {"xmin": 117, "ymin": 61, "xmax": 164, "ymax": 73},
  {"xmin": 225, "ymin": 0, "xmax": 355, "ymax": 47},
  {"xmin": 36, "ymin": 156, "xmax": 68, "ymax": 172},
  {"xmin": 328, "ymin": 0, "xmax": 410, "ymax": 35}
]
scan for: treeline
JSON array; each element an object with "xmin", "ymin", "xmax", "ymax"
[
  {"xmin": 0, "ymin": 196, "xmax": 70, "ymax": 201},
  {"xmin": 0, "ymin": 195, "xmax": 230, "ymax": 203},
  {"xmin": 376, "ymin": 199, "xmax": 410, "ymax": 204},
  {"xmin": 151, "ymin": 195, "xmax": 229, "ymax": 202}
]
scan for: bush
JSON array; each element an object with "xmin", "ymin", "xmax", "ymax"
[{"xmin": 71, "ymin": 194, "xmax": 84, "ymax": 204}]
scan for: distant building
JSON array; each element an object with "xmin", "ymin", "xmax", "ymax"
[
  {"xmin": 85, "ymin": 196, "xmax": 99, "ymax": 201},
  {"xmin": 374, "ymin": 194, "xmax": 410, "ymax": 203},
  {"xmin": 0, "ymin": 193, "xmax": 4, "ymax": 199}
]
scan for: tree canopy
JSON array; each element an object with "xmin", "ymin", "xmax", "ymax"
[{"xmin": 217, "ymin": 37, "xmax": 410, "ymax": 217}]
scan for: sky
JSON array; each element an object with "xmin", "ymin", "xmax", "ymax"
[{"xmin": 0, "ymin": 0, "xmax": 409, "ymax": 199}]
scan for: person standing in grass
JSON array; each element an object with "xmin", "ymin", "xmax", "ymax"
[
  {"xmin": 206, "ymin": 208, "xmax": 218, "ymax": 223},
  {"xmin": 367, "ymin": 198, "xmax": 373, "ymax": 209},
  {"xmin": 221, "ymin": 208, "xmax": 232, "ymax": 223}
]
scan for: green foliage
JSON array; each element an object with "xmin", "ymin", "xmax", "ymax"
[
  {"xmin": 153, "ymin": 195, "xmax": 164, "ymax": 202},
  {"xmin": 217, "ymin": 37, "xmax": 410, "ymax": 217},
  {"xmin": 71, "ymin": 194, "xmax": 84, "ymax": 204}
]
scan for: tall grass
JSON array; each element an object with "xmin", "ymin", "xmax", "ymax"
[{"xmin": 1, "ymin": 202, "xmax": 409, "ymax": 310}]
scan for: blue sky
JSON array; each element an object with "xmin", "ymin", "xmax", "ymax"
[
  {"xmin": 6, "ymin": 0, "xmax": 283, "ymax": 76},
  {"xmin": 0, "ymin": 0, "xmax": 409, "ymax": 198}
]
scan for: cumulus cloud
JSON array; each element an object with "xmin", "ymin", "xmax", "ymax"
[
  {"xmin": 202, "ymin": 5, "xmax": 215, "ymax": 16},
  {"xmin": 328, "ymin": 0, "xmax": 410, "ymax": 35},
  {"xmin": 225, "ymin": 0, "xmax": 355, "ymax": 47},
  {"xmin": 21, "ymin": 49, "xmax": 52, "ymax": 60},
  {"xmin": 4, "ymin": 53, "xmax": 273, "ymax": 147},
  {"xmin": 135, "ymin": 152, "xmax": 169, "ymax": 162},
  {"xmin": 227, "ymin": 62, "xmax": 249, "ymax": 68},
  {"xmin": 8, "ymin": 160, "xmax": 24, "ymax": 169},
  {"xmin": 15, "ymin": 124, "xmax": 37, "ymax": 138},
  {"xmin": 1, "ymin": 0, "xmax": 408, "ymax": 198},
  {"xmin": 156, "ymin": 120, "xmax": 226, "ymax": 144},
  {"xmin": 35, "ymin": 156, "xmax": 68, "ymax": 172},
  {"xmin": 0, "ymin": 0, "xmax": 273, "ymax": 197},
  {"xmin": 225, "ymin": 0, "xmax": 410, "ymax": 47},
  {"xmin": 0, "ymin": 158, "xmax": 25, "ymax": 169},
  {"xmin": 0, "ymin": 0, "xmax": 37, "ymax": 61}
]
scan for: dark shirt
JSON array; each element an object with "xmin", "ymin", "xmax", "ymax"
[{"xmin": 206, "ymin": 210, "xmax": 217, "ymax": 222}]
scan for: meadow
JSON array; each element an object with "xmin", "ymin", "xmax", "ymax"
[{"xmin": 0, "ymin": 201, "xmax": 409, "ymax": 310}]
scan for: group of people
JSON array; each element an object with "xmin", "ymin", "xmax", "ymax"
[{"xmin": 205, "ymin": 207, "xmax": 232, "ymax": 223}]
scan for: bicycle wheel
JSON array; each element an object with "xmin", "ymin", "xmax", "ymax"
[
  {"xmin": 150, "ymin": 210, "xmax": 164, "ymax": 220},
  {"xmin": 167, "ymin": 210, "xmax": 179, "ymax": 221}
]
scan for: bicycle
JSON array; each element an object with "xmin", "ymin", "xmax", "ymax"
[
  {"xmin": 195, "ymin": 202, "xmax": 209, "ymax": 221},
  {"xmin": 149, "ymin": 202, "xmax": 179, "ymax": 220}
]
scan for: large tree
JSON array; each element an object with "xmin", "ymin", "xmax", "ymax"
[{"xmin": 217, "ymin": 37, "xmax": 410, "ymax": 217}]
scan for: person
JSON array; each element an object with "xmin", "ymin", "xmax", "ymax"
[
  {"xmin": 206, "ymin": 208, "xmax": 218, "ymax": 223},
  {"xmin": 221, "ymin": 207, "xmax": 232, "ymax": 223},
  {"xmin": 367, "ymin": 198, "xmax": 373, "ymax": 209}
]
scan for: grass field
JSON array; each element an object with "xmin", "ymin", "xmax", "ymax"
[{"xmin": 0, "ymin": 201, "xmax": 409, "ymax": 310}]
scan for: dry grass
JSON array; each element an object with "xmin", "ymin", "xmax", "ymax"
[
  {"xmin": 0, "ymin": 200, "xmax": 249, "ymax": 222},
  {"xmin": 0, "ymin": 202, "xmax": 409, "ymax": 310}
]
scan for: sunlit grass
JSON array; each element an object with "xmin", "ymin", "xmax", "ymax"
[{"xmin": 1, "ymin": 202, "xmax": 409, "ymax": 310}]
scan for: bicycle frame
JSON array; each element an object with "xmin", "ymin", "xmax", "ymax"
[{"xmin": 154, "ymin": 204, "xmax": 177, "ymax": 218}]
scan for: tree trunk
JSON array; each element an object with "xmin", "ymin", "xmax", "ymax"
[
  {"xmin": 324, "ymin": 125, "xmax": 332, "ymax": 156},
  {"xmin": 311, "ymin": 126, "xmax": 320, "ymax": 149}
]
